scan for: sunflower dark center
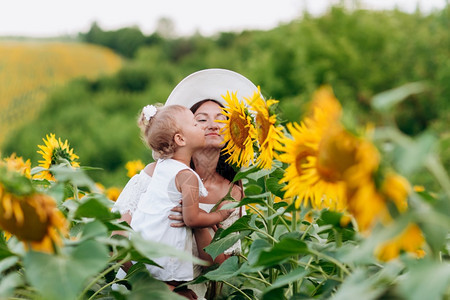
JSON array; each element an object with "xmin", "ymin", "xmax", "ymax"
[
  {"xmin": 295, "ymin": 147, "xmax": 314, "ymax": 176},
  {"xmin": 316, "ymin": 130, "xmax": 358, "ymax": 182},
  {"xmin": 230, "ymin": 114, "xmax": 249, "ymax": 148},
  {"xmin": 256, "ymin": 113, "xmax": 270, "ymax": 145}
]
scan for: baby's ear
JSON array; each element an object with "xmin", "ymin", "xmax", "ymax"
[{"xmin": 174, "ymin": 133, "xmax": 186, "ymax": 147}]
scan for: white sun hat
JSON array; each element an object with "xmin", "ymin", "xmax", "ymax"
[{"xmin": 165, "ymin": 68, "xmax": 260, "ymax": 108}]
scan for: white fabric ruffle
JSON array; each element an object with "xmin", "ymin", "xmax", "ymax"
[{"xmin": 112, "ymin": 170, "xmax": 151, "ymax": 216}]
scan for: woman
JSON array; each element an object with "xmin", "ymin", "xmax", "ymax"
[{"xmin": 112, "ymin": 68, "xmax": 260, "ymax": 299}]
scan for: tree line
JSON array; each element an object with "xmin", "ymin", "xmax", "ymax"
[{"xmin": 4, "ymin": 5, "xmax": 449, "ymax": 188}]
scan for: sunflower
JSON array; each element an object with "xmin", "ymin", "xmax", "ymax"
[
  {"xmin": 1, "ymin": 153, "xmax": 31, "ymax": 178},
  {"xmin": 247, "ymin": 88, "xmax": 284, "ymax": 169},
  {"xmin": 375, "ymin": 223, "xmax": 426, "ymax": 262},
  {"xmin": 36, "ymin": 133, "xmax": 80, "ymax": 181},
  {"xmin": 218, "ymin": 91, "xmax": 257, "ymax": 167},
  {"xmin": 304, "ymin": 85, "xmax": 342, "ymax": 128},
  {"xmin": 278, "ymin": 120, "xmax": 346, "ymax": 210},
  {"xmin": 106, "ymin": 186, "xmax": 122, "ymax": 202},
  {"xmin": 277, "ymin": 86, "xmax": 349, "ymax": 209},
  {"xmin": 125, "ymin": 159, "xmax": 145, "ymax": 178},
  {"xmin": 345, "ymin": 177, "xmax": 387, "ymax": 233},
  {"xmin": 380, "ymin": 172, "xmax": 410, "ymax": 213},
  {"xmin": 0, "ymin": 183, "xmax": 68, "ymax": 253}
]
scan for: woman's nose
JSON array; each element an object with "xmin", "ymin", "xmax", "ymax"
[{"xmin": 207, "ymin": 119, "xmax": 220, "ymax": 130}]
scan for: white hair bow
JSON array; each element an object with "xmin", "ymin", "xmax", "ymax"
[{"xmin": 143, "ymin": 105, "xmax": 157, "ymax": 121}]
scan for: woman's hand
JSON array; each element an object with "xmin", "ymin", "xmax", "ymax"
[
  {"xmin": 216, "ymin": 200, "xmax": 234, "ymax": 221},
  {"xmin": 169, "ymin": 201, "xmax": 186, "ymax": 227},
  {"xmin": 167, "ymin": 284, "xmax": 198, "ymax": 299}
]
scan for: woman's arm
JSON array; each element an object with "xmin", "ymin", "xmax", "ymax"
[
  {"xmin": 111, "ymin": 212, "xmax": 132, "ymax": 237},
  {"xmin": 176, "ymin": 170, "xmax": 232, "ymax": 228},
  {"xmin": 193, "ymin": 227, "xmax": 229, "ymax": 265}
]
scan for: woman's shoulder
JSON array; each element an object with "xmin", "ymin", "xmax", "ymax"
[
  {"xmin": 143, "ymin": 162, "xmax": 156, "ymax": 177},
  {"xmin": 230, "ymin": 184, "xmax": 243, "ymax": 201},
  {"xmin": 230, "ymin": 181, "xmax": 244, "ymax": 201}
]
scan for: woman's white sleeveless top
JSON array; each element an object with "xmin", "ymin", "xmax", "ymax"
[{"xmin": 112, "ymin": 170, "xmax": 151, "ymax": 216}]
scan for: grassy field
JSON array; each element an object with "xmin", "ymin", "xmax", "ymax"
[{"xmin": 0, "ymin": 41, "xmax": 122, "ymax": 146}]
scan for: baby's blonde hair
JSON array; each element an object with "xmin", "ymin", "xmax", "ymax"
[{"xmin": 137, "ymin": 104, "xmax": 187, "ymax": 159}]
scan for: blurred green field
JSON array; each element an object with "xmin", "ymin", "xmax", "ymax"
[{"xmin": 0, "ymin": 41, "xmax": 122, "ymax": 145}]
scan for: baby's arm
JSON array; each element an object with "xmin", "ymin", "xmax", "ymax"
[{"xmin": 176, "ymin": 170, "xmax": 232, "ymax": 228}]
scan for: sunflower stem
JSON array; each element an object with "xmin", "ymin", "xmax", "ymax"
[
  {"xmin": 300, "ymin": 223, "xmax": 313, "ymax": 241},
  {"xmin": 240, "ymin": 273, "xmax": 271, "ymax": 286},
  {"xmin": 425, "ymin": 154, "xmax": 450, "ymax": 199},
  {"xmin": 267, "ymin": 204, "xmax": 291, "ymax": 232},
  {"xmin": 222, "ymin": 280, "xmax": 252, "ymax": 300},
  {"xmin": 308, "ymin": 249, "xmax": 351, "ymax": 276},
  {"xmin": 255, "ymin": 228, "xmax": 278, "ymax": 243},
  {"xmin": 265, "ymin": 175, "xmax": 275, "ymax": 284},
  {"xmin": 73, "ymin": 184, "xmax": 79, "ymax": 201},
  {"xmin": 78, "ymin": 253, "xmax": 131, "ymax": 300},
  {"xmin": 247, "ymin": 204, "xmax": 269, "ymax": 232},
  {"xmin": 291, "ymin": 208, "xmax": 299, "ymax": 295},
  {"xmin": 239, "ymin": 254, "xmax": 269, "ymax": 283}
]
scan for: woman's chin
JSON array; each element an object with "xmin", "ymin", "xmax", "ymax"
[{"xmin": 203, "ymin": 141, "xmax": 223, "ymax": 149}]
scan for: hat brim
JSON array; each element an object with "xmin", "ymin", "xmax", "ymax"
[{"xmin": 165, "ymin": 68, "xmax": 259, "ymax": 108}]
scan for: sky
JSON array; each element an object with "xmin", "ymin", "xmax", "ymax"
[{"xmin": 0, "ymin": 0, "xmax": 447, "ymax": 38}]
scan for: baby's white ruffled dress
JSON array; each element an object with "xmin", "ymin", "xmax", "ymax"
[{"xmin": 130, "ymin": 158, "xmax": 208, "ymax": 282}]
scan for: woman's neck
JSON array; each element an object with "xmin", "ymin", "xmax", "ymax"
[
  {"xmin": 192, "ymin": 147, "xmax": 220, "ymax": 182},
  {"xmin": 171, "ymin": 149, "xmax": 193, "ymax": 167}
]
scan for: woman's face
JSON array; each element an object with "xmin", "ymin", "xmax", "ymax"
[{"xmin": 193, "ymin": 101, "xmax": 226, "ymax": 149}]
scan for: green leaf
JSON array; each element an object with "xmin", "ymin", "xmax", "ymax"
[
  {"xmin": 80, "ymin": 220, "xmax": 109, "ymax": 240},
  {"xmin": 46, "ymin": 182, "xmax": 66, "ymax": 205},
  {"xmin": 205, "ymin": 231, "xmax": 249, "ymax": 260},
  {"xmin": 233, "ymin": 165, "xmax": 259, "ymax": 181},
  {"xmin": 74, "ymin": 195, "xmax": 117, "ymax": 221},
  {"xmin": 220, "ymin": 215, "xmax": 257, "ymax": 237},
  {"xmin": 239, "ymin": 196, "xmax": 267, "ymax": 207},
  {"xmin": 255, "ymin": 238, "xmax": 308, "ymax": 267},
  {"xmin": 247, "ymin": 239, "xmax": 272, "ymax": 266},
  {"xmin": 126, "ymin": 263, "xmax": 185, "ymax": 300},
  {"xmin": 371, "ymin": 81, "xmax": 428, "ymax": 111},
  {"xmin": 30, "ymin": 166, "xmax": 47, "ymax": 176},
  {"xmin": 262, "ymin": 288, "xmax": 285, "ymax": 300},
  {"xmin": 0, "ymin": 166, "xmax": 34, "ymax": 195},
  {"xmin": 265, "ymin": 177, "xmax": 285, "ymax": 198},
  {"xmin": 264, "ymin": 267, "xmax": 308, "ymax": 293},
  {"xmin": 330, "ymin": 268, "xmax": 385, "ymax": 300},
  {"xmin": 0, "ymin": 240, "xmax": 14, "ymax": 260},
  {"xmin": 318, "ymin": 210, "xmax": 343, "ymax": 227},
  {"xmin": 50, "ymin": 165, "xmax": 97, "ymax": 190},
  {"xmin": 421, "ymin": 221, "xmax": 448, "ymax": 257},
  {"xmin": 395, "ymin": 132, "xmax": 437, "ymax": 175},
  {"xmin": 0, "ymin": 256, "xmax": 18, "ymax": 273},
  {"xmin": 247, "ymin": 168, "xmax": 276, "ymax": 182},
  {"xmin": 203, "ymin": 256, "xmax": 240, "ymax": 280},
  {"xmin": 244, "ymin": 184, "xmax": 263, "ymax": 195},
  {"xmin": 24, "ymin": 239, "xmax": 110, "ymax": 300},
  {"xmin": 0, "ymin": 272, "xmax": 22, "ymax": 299},
  {"xmin": 397, "ymin": 258, "xmax": 450, "ymax": 300}
]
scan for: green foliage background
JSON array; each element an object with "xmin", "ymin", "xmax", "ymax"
[{"xmin": 2, "ymin": 5, "xmax": 449, "ymax": 188}]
